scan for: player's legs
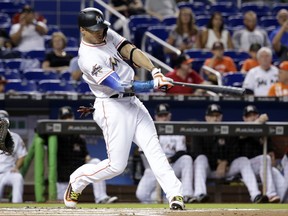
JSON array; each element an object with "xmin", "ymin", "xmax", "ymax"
[
  {"xmin": 132, "ymin": 97, "xmax": 183, "ymax": 209},
  {"xmin": 0, "ymin": 172, "xmax": 24, "ymax": 203},
  {"xmin": 68, "ymin": 98, "xmax": 136, "ymax": 193},
  {"xmin": 250, "ymin": 155, "xmax": 278, "ymax": 199},
  {"xmin": 57, "ymin": 182, "xmax": 68, "ymax": 200},
  {"xmin": 226, "ymin": 157, "xmax": 261, "ymax": 202},
  {"xmin": 194, "ymin": 154, "xmax": 210, "ymax": 197},
  {"xmin": 136, "ymin": 168, "xmax": 157, "ymax": 203},
  {"xmin": 282, "ymin": 154, "xmax": 288, "ymax": 183},
  {"xmin": 272, "ymin": 167, "xmax": 287, "ymax": 202},
  {"xmin": 172, "ymin": 155, "xmax": 193, "ymax": 198}
]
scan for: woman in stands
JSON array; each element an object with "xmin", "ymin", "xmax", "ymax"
[
  {"xmin": 200, "ymin": 12, "xmax": 234, "ymax": 50},
  {"xmin": 164, "ymin": 7, "xmax": 200, "ymax": 67},
  {"xmin": 42, "ymin": 32, "xmax": 74, "ymax": 73}
]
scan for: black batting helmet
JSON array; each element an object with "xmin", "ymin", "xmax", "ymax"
[
  {"xmin": 58, "ymin": 106, "xmax": 74, "ymax": 119},
  {"xmin": 78, "ymin": 7, "xmax": 110, "ymax": 31}
]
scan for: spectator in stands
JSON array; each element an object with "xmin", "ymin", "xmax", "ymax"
[
  {"xmin": 144, "ymin": 0, "xmax": 178, "ymax": 21},
  {"xmin": 232, "ymin": 11, "xmax": 271, "ymax": 52},
  {"xmin": 272, "ymin": 19, "xmax": 288, "ymax": 63},
  {"xmin": 203, "ymin": 41, "xmax": 237, "ymax": 84},
  {"xmin": 242, "ymin": 47, "xmax": 278, "ymax": 96},
  {"xmin": 56, "ymin": 106, "xmax": 118, "ymax": 204},
  {"xmin": 192, "ymin": 104, "xmax": 268, "ymax": 203},
  {"xmin": 68, "ymin": 56, "xmax": 82, "ymax": 81},
  {"xmin": 268, "ymin": 61, "xmax": 288, "ymax": 96},
  {"xmin": 239, "ymin": 105, "xmax": 285, "ymax": 203},
  {"xmin": 110, "ymin": 0, "xmax": 146, "ymax": 31},
  {"xmin": 165, "ymin": 54, "xmax": 205, "ymax": 95},
  {"xmin": 9, "ymin": 6, "xmax": 48, "ymax": 52},
  {"xmin": 269, "ymin": 9, "xmax": 288, "ymax": 47},
  {"xmin": 241, "ymin": 43, "xmax": 261, "ymax": 72},
  {"xmin": 164, "ymin": 7, "xmax": 200, "ymax": 67},
  {"xmin": 42, "ymin": 32, "xmax": 74, "ymax": 73},
  {"xmin": 0, "ymin": 29, "xmax": 21, "ymax": 59},
  {"xmin": 200, "ymin": 12, "xmax": 234, "ymax": 50},
  {"xmin": 0, "ymin": 110, "xmax": 27, "ymax": 203},
  {"xmin": 136, "ymin": 103, "xmax": 195, "ymax": 204},
  {"xmin": 12, "ymin": 5, "xmax": 47, "ymax": 24},
  {"xmin": 0, "ymin": 76, "xmax": 7, "ymax": 93}
]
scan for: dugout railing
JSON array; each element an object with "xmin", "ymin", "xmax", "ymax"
[{"xmin": 22, "ymin": 120, "xmax": 288, "ymax": 202}]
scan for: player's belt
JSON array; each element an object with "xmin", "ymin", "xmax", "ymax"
[{"xmin": 110, "ymin": 93, "xmax": 135, "ymax": 98}]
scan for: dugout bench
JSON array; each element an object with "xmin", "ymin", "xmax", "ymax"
[{"xmin": 26, "ymin": 120, "xmax": 288, "ymax": 202}]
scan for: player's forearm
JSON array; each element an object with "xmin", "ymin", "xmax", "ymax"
[
  {"xmin": 16, "ymin": 157, "xmax": 25, "ymax": 170},
  {"xmin": 131, "ymin": 49, "xmax": 155, "ymax": 72}
]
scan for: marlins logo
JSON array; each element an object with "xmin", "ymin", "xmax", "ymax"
[
  {"xmin": 110, "ymin": 56, "xmax": 120, "ymax": 70},
  {"xmin": 91, "ymin": 64, "xmax": 102, "ymax": 76},
  {"xmin": 95, "ymin": 15, "xmax": 103, "ymax": 24}
]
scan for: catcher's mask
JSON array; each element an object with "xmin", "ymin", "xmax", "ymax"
[{"xmin": 0, "ymin": 110, "xmax": 9, "ymax": 123}]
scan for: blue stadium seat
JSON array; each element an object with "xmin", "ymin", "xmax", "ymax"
[
  {"xmin": 177, "ymin": 2, "xmax": 206, "ymax": 15},
  {"xmin": 76, "ymin": 81, "xmax": 91, "ymax": 94},
  {"xmin": 23, "ymin": 69, "xmax": 59, "ymax": 81},
  {"xmin": 260, "ymin": 16, "xmax": 278, "ymax": 29},
  {"xmin": 227, "ymin": 15, "xmax": 244, "ymax": 28},
  {"xmin": 23, "ymin": 50, "xmax": 46, "ymax": 62},
  {"xmin": 66, "ymin": 37, "xmax": 79, "ymax": 47},
  {"xmin": 65, "ymin": 47, "xmax": 78, "ymax": 57},
  {"xmin": 195, "ymin": 15, "xmax": 210, "ymax": 27},
  {"xmin": 184, "ymin": 49, "xmax": 213, "ymax": 59},
  {"xmin": 224, "ymin": 50, "xmax": 250, "ymax": 62},
  {"xmin": 47, "ymin": 25, "xmax": 61, "ymax": 35},
  {"xmin": 38, "ymin": 80, "xmax": 76, "ymax": 93},
  {"xmin": 191, "ymin": 59, "xmax": 205, "ymax": 73},
  {"xmin": 5, "ymin": 79, "xmax": 38, "ymax": 93},
  {"xmin": 59, "ymin": 71, "xmax": 71, "ymax": 81},
  {"xmin": 271, "ymin": 3, "xmax": 288, "ymax": 15},
  {"xmin": 3, "ymin": 59, "xmax": 23, "ymax": 70},
  {"xmin": 0, "ymin": 12, "xmax": 11, "ymax": 25},
  {"xmin": 222, "ymin": 72, "xmax": 246, "ymax": 87},
  {"xmin": 0, "ymin": 69, "xmax": 21, "ymax": 80},
  {"xmin": 161, "ymin": 16, "xmax": 177, "ymax": 26},
  {"xmin": 240, "ymin": 3, "xmax": 271, "ymax": 17},
  {"xmin": 210, "ymin": 3, "xmax": 238, "ymax": 16}
]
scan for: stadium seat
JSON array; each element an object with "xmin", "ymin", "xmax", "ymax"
[
  {"xmin": 184, "ymin": 49, "xmax": 213, "ymax": 59},
  {"xmin": 23, "ymin": 50, "xmax": 46, "ymax": 62},
  {"xmin": 177, "ymin": 2, "xmax": 206, "ymax": 15},
  {"xmin": 65, "ymin": 47, "xmax": 78, "ymax": 57},
  {"xmin": 0, "ymin": 69, "xmax": 21, "ymax": 80},
  {"xmin": 0, "ymin": 12, "xmax": 11, "ymax": 25},
  {"xmin": 210, "ymin": 3, "xmax": 238, "ymax": 16},
  {"xmin": 271, "ymin": 3, "xmax": 288, "ymax": 15},
  {"xmin": 47, "ymin": 25, "xmax": 61, "ymax": 35},
  {"xmin": 5, "ymin": 79, "xmax": 38, "ymax": 93},
  {"xmin": 195, "ymin": 15, "xmax": 210, "ymax": 27},
  {"xmin": 3, "ymin": 59, "xmax": 23, "ymax": 70},
  {"xmin": 260, "ymin": 16, "xmax": 278, "ymax": 29},
  {"xmin": 59, "ymin": 71, "xmax": 71, "ymax": 81},
  {"xmin": 191, "ymin": 59, "xmax": 205, "ymax": 73},
  {"xmin": 76, "ymin": 81, "xmax": 91, "ymax": 94},
  {"xmin": 227, "ymin": 15, "xmax": 244, "ymax": 28},
  {"xmin": 66, "ymin": 37, "xmax": 79, "ymax": 47},
  {"xmin": 23, "ymin": 69, "xmax": 59, "ymax": 81},
  {"xmin": 161, "ymin": 16, "xmax": 177, "ymax": 26},
  {"xmin": 240, "ymin": 3, "xmax": 271, "ymax": 17},
  {"xmin": 222, "ymin": 72, "xmax": 246, "ymax": 87},
  {"xmin": 38, "ymin": 80, "xmax": 76, "ymax": 93},
  {"xmin": 224, "ymin": 50, "xmax": 250, "ymax": 62}
]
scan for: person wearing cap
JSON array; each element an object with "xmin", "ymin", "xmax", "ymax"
[
  {"xmin": 192, "ymin": 104, "xmax": 267, "ymax": 203},
  {"xmin": 42, "ymin": 32, "xmax": 74, "ymax": 73},
  {"xmin": 203, "ymin": 41, "xmax": 237, "ymax": 84},
  {"xmin": 56, "ymin": 106, "xmax": 118, "ymax": 204},
  {"xmin": 232, "ymin": 11, "xmax": 271, "ymax": 52},
  {"xmin": 9, "ymin": 5, "xmax": 48, "ymax": 52},
  {"xmin": 241, "ymin": 43, "xmax": 261, "ymax": 72},
  {"xmin": 0, "ymin": 76, "xmax": 7, "ymax": 93},
  {"xmin": 136, "ymin": 103, "xmax": 195, "ymax": 204},
  {"xmin": 242, "ymin": 47, "xmax": 279, "ymax": 96},
  {"xmin": 165, "ymin": 54, "xmax": 205, "ymax": 94},
  {"xmin": 268, "ymin": 61, "xmax": 288, "ymax": 96},
  {"xmin": 238, "ymin": 105, "xmax": 286, "ymax": 203},
  {"xmin": 64, "ymin": 7, "xmax": 185, "ymax": 210},
  {"xmin": 0, "ymin": 110, "xmax": 27, "ymax": 203},
  {"xmin": 270, "ymin": 9, "xmax": 288, "ymax": 48}
]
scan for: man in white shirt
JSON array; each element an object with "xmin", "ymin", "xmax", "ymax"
[
  {"xmin": 9, "ymin": 7, "xmax": 48, "ymax": 52},
  {"xmin": 242, "ymin": 47, "xmax": 278, "ymax": 96}
]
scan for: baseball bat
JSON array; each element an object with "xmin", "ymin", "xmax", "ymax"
[{"xmin": 172, "ymin": 81, "xmax": 246, "ymax": 95}]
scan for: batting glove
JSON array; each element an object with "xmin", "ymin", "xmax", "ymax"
[{"xmin": 151, "ymin": 68, "xmax": 173, "ymax": 91}]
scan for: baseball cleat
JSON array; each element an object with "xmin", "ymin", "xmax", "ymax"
[
  {"xmin": 97, "ymin": 196, "xmax": 118, "ymax": 204},
  {"xmin": 64, "ymin": 183, "xmax": 81, "ymax": 208},
  {"xmin": 169, "ymin": 196, "xmax": 185, "ymax": 210},
  {"xmin": 268, "ymin": 195, "xmax": 280, "ymax": 203},
  {"xmin": 0, "ymin": 118, "xmax": 9, "ymax": 146},
  {"xmin": 253, "ymin": 194, "xmax": 268, "ymax": 203}
]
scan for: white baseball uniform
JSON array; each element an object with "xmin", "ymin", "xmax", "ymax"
[
  {"xmin": 136, "ymin": 135, "xmax": 193, "ymax": 203},
  {"xmin": 0, "ymin": 131, "xmax": 27, "ymax": 203},
  {"xmin": 242, "ymin": 65, "xmax": 278, "ymax": 96},
  {"xmin": 69, "ymin": 29, "xmax": 183, "ymax": 202}
]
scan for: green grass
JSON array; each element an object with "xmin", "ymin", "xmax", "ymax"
[{"xmin": 0, "ymin": 203, "xmax": 288, "ymax": 210}]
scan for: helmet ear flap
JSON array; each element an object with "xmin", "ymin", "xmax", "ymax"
[{"xmin": 103, "ymin": 27, "xmax": 108, "ymax": 39}]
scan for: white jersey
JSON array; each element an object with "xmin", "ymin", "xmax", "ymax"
[
  {"xmin": 242, "ymin": 65, "xmax": 278, "ymax": 96},
  {"xmin": 0, "ymin": 131, "xmax": 27, "ymax": 173},
  {"xmin": 9, "ymin": 22, "xmax": 47, "ymax": 52},
  {"xmin": 78, "ymin": 29, "xmax": 134, "ymax": 98},
  {"xmin": 159, "ymin": 135, "xmax": 186, "ymax": 158},
  {"xmin": 205, "ymin": 29, "xmax": 229, "ymax": 50}
]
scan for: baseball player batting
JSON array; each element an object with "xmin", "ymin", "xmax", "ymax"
[{"xmin": 64, "ymin": 7, "xmax": 185, "ymax": 210}]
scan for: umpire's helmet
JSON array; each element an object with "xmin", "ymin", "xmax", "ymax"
[
  {"xmin": 78, "ymin": 7, "xmax": 110, "ymax": 31},
  {"xmin": 58, "ymin": 106, "xmax": 74, "ymax": 119}
]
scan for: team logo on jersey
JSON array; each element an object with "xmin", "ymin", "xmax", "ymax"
[
  {"xmin": 91, "ymin": 64, "xmax": 102, "ymax": 76},
  {"xmin": 95, "ymin": 16, "xmax": 103, "ymax": 24},
  {"xmin": 110, "ymin": 57, "xmax": 120, "ymax": 70}
]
